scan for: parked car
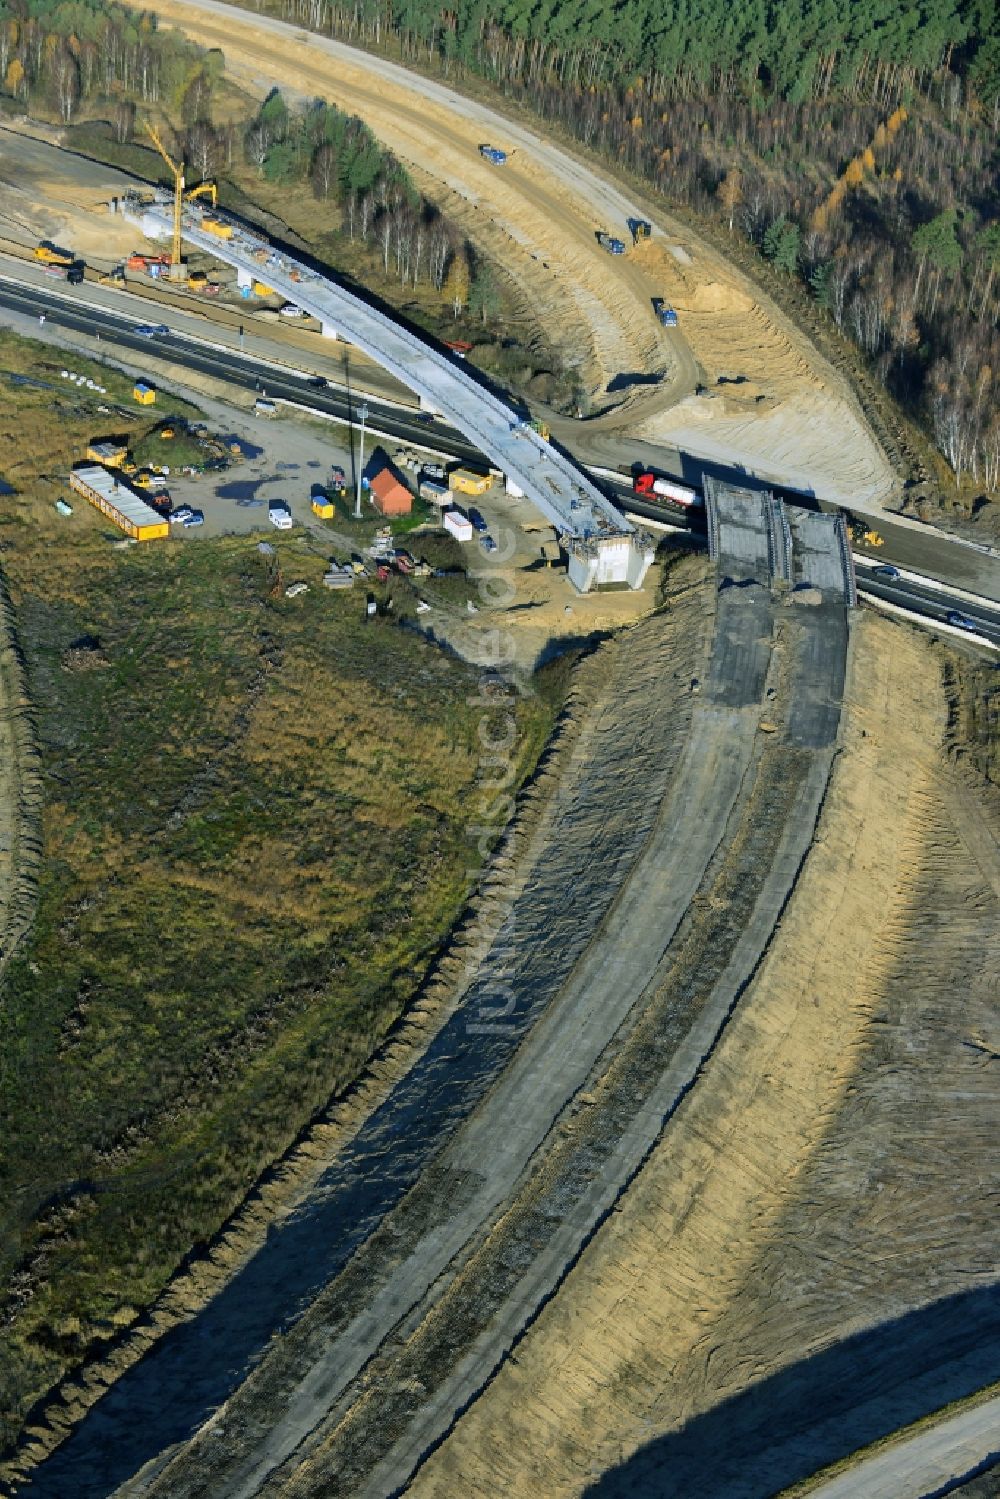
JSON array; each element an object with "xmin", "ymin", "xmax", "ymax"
[
  {"xmin": 480, "ymin": 533, "xmax": 497, "ymax": 553},
  {"xmin": 946, "ymin": 609, "xmax": 978, "ymax": 632},
  {"xmin": 170, "ymin": 505, "xmax": 194, "ymax": 524},
  {"xmin": 182, "ymin": 509, "xmax": 205, "ymax": 527},
  {"xmin": 468, "ymin": 507, "xmax": 489, "ymax": 533}
]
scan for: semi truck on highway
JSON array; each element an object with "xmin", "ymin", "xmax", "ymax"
[
  {"xmin": 597, "ymin": 232, "xmax": 626, "ymax": 255},
  {"xmin": 633, "ymin": 472, "xmax": 702, "ymax": 507}
]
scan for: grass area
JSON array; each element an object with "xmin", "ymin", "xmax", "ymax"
[{"xmin": 0, "ymin": 328, "xmax": 563, "ymax": 1455}]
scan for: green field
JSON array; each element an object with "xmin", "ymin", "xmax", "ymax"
[{"xmin": 0, "ymin": 331, "xmax": 561, "ymax": 1453}]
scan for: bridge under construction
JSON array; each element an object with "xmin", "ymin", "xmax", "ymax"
[{"xmin": 117, "ymin": 190, "xmax": 655, "ymax": 592}]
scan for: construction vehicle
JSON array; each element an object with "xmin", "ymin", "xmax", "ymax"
[
  {"xmin": 848, "ymin": 516, "xmax": 884, "ymax": 548},
  {"xmin": 479, "ymin": 145, "xmax": 508, "ymax": 165},
  {"xmin": 597, "ymin": 232, "xmax": 626, "ymax": 255},
  {"xmin": 201, "ymin": 217, "xmax": 233, "ymax": 240},
  {"xmin": 145, "ymin": 121, "xmax": 185, "ymax": 276},
  {"xmin": 187, "ymin": 270, "xmax": 208, "ymax": 291},
  {"xmin": 35, "ymin": 241, "xmax": 75, "ymax": 266},
  {"xmin": 186, "ymin": 181, "xmax": 217, "ymax": 207},
  {"xmin": 66, "ymin": 262, "xmax": 85, "ymax": 285},
  {"xmin": 252, "ymin": 280, "xmax": 274, "ymax": 297},
  {"xmin": 628, "ymin": 218, "xmax": 652, "ymax": 242},
  {"xmin": 633, "ymin": 471, "xmax": 702, "ymax": 508},
  {"xmin": 99, "ymin": 264, "xmax": 127, "ymax": 284},
  {"xmin": 652, "ymin": 298, "xmax": 678, "ymax": 327},
  {"xmin": 528, "ymin": 418, "xmax": 550, "ymax": 441}
]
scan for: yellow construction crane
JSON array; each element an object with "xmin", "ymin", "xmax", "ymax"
[
  {"xmin": 186, "ymin": 181, "xmax": 217, "ymax": 208},
  {"xmin": 146, "ymin": 122, "xmax": 184, "ymax": 273}
]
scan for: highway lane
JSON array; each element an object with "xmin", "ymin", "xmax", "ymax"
[
  {"xmin": 3, "ymin": 277, "xmax": 999, "ymax": 639},
  {"xmin": 856, "ymin": 572, "xmax": 1000, "ymax": 646},
  {"xmin": 0, "ymin": 276, "xmax": 484, "ymax": 464}
]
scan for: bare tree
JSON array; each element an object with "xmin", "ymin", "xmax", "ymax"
[
  {"xmin": 311, "ymin": 142, "xmax": 337, "ymax": 199},
  {"xmin": 50, "ymin": 44, "xmax": 79, "ymax": 124},
  {"xmin": 112, "ymin": 99, "xmax": 135, "ymax": 145},
  {"xmin": 186, "ymin": 120, "xmax": 221, "ymax": 182}
]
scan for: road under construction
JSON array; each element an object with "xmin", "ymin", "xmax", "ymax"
[
  {"xmin": 116, "ymin": 189, "xmax": 655, "ymax": 593},
  {"xmin": 23, "ymin": 482, "xmax": 862, "ymax": 1498}
]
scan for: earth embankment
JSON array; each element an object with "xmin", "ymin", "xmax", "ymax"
[{"xmin": 405, "ymin": 614, "xmax": 1000, "ymax": 1499}]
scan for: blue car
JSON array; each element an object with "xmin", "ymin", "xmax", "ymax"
[
  {"xmin": 182, "ymin": 508, "xmax": 205, "ymax": 528},
  {"xmin": 136, "ymin": 323, "xmax": 169, "ymax": 338},
  {"xmin": 468, "ymin": 508, "xmax": 488, "ymax": 533},
  {"xmin": 871, "ymin": 563, "xmax": 900, "ymax": 579},
  {"xmin": 945, "ymin": 609, "xmax": 977, "ymax": 632}
]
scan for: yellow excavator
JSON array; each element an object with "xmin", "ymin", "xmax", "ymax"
[{"xmin": 186, "ymin": 181, "xmax": 217, "ymax": 208}]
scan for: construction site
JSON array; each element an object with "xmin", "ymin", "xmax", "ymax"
[{"xmin": 0, "ymin": 3, "xmax": 997, "ymax": 1496}]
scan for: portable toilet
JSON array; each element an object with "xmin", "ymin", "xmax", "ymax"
[{"xmin": 133, "ymin": 381, "xmax": 156, "ymax": 405}]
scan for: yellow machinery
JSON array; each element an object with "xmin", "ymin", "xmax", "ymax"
[
  {"xmin": 146, "ymin": 122, "xmax": 184, "ymax": 274},
  {"xmin": 186, "ymin": 181, "xmax": 217, "ymax": 207},
  {"xmin": 35, "ymin": 241, "xmax": 75, "ymax": 266}
]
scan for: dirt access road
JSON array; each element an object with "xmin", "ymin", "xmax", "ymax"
[{"xmin": 143, "ymin": 0, "xmax": 895, "ymax": 508}]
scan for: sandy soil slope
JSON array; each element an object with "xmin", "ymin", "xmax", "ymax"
[
  {"xmin": 0, "ymin": 122, "xmax": 149, "ymax": 262},
  {"xmin": 408, "ymin": 616, "xmax": 1000, "ymax": 1498},
  {"xmin": 141, "ymin": 0, "xmax": 895, "ymax": 506}
]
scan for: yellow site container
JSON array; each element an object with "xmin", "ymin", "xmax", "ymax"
[
  {"xmin": 86, "ymin": 441, "xmax": 127, "ymax": 467},
  {"xmin": 133, "ymin": 382, "xmax": 156, "ymax": 405},
  {"xmin": 187, "ymin": 272, "xmax": 207, "ymax": 290},
  {"xmin": 201, "ymin": 218, "xmax": 233, "ymax": 239},
  {"xmin": 311, "ymin": 497, "xmax": 335, "ymax": 518},
  {"xmin": 448, "ymin": 466, "xmax": 492, "ymax": 496},
  {"xmin": 252, "ymin": 280, "xmax": 274, "ymax": 297}
]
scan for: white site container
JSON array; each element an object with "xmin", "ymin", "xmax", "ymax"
[{"xmin": 443, "ymin": 507, "xmax": 473, "ymax": 542}]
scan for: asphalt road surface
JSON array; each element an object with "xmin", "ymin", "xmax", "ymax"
[{"xmin": 3, "ymin": 274, "xmax": 999, "ymax": 611}]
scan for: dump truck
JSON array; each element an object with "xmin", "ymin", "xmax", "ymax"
[
  {"xmin": 632, "ymin": 472, "xmax": 701, "ymax": 507},
  {"xmin": 597, "ymin": 232, "xmax": 626, "ymax": 255},
  {"xmin": 480, "ymin": 145, "xmax": 508, "ymax": 165},
  {"xmin": 35, "ymin": 241, "xmax": 75, "ymax": 266},
  {"xmin": 652, "ymin": 298, "xmax": 678, "ymax": 327},
  {"xmin": 448, "ymin": 466, "xmax": 492, "ymax": 497}
]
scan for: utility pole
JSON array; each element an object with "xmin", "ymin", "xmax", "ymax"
[{"xmin": 355, "ymin": 401, "xmax": 368, "ymax": 519}]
